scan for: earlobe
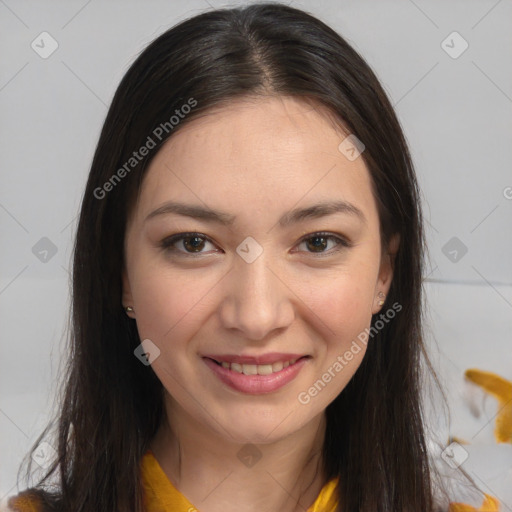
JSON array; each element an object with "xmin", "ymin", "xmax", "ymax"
[{"xmin": 122, "ymin": 269, "xmax": 136, "ymax": 318}]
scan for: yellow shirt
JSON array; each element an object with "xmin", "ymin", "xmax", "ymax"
[
  {"xmin": 141, "ymin": 449, "xmax": 339, "ymax": 512},
  {"xmin": 8, "ymin": 450, "xmax": 498, "ymax": 511},
  {"xmin": 6, "ymin": 449, "xmax": 339, "ymax": 512}
]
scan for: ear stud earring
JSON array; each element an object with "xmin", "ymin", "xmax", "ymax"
[
  {"xmin": 125, "ymin": 306, "xmax": 134, "ymax": 314},
  {"xmin": 377, "ymin": 292, "xmax": 385, "ymax": 307}
]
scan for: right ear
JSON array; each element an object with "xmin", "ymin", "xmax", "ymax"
[{"xmin": 122, "ymin": 268, "xmax": 136, "ymax": 318}]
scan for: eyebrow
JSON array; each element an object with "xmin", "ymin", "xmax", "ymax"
[{"xmin": 145, "ymin": 199, "xmax": 367, "ymax": 227}]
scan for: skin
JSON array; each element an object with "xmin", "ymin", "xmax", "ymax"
[{"xmin": 122, "ymin": 95, "xmax": 399, "ymax": 512}]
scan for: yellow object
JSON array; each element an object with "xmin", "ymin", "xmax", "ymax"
[
  {"xmin": 141, "ymin": 449, "xmax": 339, "ymax": 511},
  {"xmin": 6, "ymin": 449, "xmax": 338, "ymax": 512},
  {"xmin": 465, "ymin": 369, "xmax": 512, "ymax": 444},
  {"xmin": 6, "ymin": 449, "xmax": 501, "ymax": 512},
  {"xmin": 449, "ymin": 492, "xmax": 500, "ymax": 511},
  {"xmin": 4, "ymin": 493, "xmax": 40, "ymax": 512}
]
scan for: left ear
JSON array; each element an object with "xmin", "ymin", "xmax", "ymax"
[{"xmin": 372, "ymin": 233, "xmax": 400, "ymax": 314}]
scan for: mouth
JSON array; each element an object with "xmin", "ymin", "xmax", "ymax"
[
  {"xmin": 202, "ymin": 354, "xmax": 311, "ymax": 394},
  {"xmin": 205, "ymin": 356, "xmax": 310, "ymax": 376}
]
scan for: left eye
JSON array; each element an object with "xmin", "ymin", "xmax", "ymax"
[
  {"xmin": 295, "ymin": 232, "xmax": 350, "ymax": 254},
  {"xmin": 160, "ymin": 231, "xmax": 351, "ymax": 256}
]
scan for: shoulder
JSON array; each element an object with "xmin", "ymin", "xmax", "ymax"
[{"xmin": 0, "ymin": 489, "xmax": 45, "ymax": 512}]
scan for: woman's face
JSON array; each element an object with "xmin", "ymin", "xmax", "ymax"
[{"xmin": 123, "ymin": 96, "xmax": 398, "ymax": 444}]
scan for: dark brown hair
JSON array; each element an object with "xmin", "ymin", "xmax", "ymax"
[{"xmin": 14, "ymin": 3, "xmax": 438, "ymax": 510}]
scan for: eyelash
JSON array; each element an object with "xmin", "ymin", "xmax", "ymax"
[{"xmin": 159, "ymin": 231, "xmax": 352, "ymax": 257}]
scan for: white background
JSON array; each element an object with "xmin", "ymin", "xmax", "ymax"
[{"xmin": 1, "ymin": 0, "xmax": 511, "ymax": 508}]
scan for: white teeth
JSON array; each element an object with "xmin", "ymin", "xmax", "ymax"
[
  {"xmin": 257, "ymin": 364, "xmax": 274, "ymax": 375},
  {"xmin": 272, "ymin": 361, "xmax": 284, "ymax": 372},
  {"xmin": 216, "ymin": 358, "xmax": 302, "ymax": 375},
  {"xmin": 231, "ymin": 362, "xmax": 243, "ymax": 373},
  {"xmin": 242, "ymin": 364, "xmax": 258, "ymax": 375}
]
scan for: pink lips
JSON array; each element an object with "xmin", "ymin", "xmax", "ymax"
[{"xmin": 202, "ymin": 354, "xmax": 309, "ymax": 394}]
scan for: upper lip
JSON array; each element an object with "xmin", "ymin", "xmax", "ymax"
[{"xmin": 202, "ymin": 353, "xmax": 308, "ymax": 365}]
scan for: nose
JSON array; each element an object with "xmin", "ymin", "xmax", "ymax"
[{"xmin": 218, "ymin": 253, "xmax": 295, "ymax": 341}]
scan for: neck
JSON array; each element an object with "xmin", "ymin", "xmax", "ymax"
[{"xmin": 150, "ymin": 393, "xmax": 328, "ymax": 512}]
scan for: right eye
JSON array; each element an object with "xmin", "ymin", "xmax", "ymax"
[{"xmin": 160, "ymin": 232, "xmax": 220, "ymax": 256}]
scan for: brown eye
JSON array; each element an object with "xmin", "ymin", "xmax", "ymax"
[
  {"xmin": 160, "ymin": 233, "xmax": 217, "ymax": 255},
  {"xmin": 182, "ymin": 236, "xmax": 206, "ymax": 252},
  {"xmin": 305, "ymin": 235, "xmax": 329, "ymax": 252},
  {"xmin": 295, "ymin": 232, "xmax": 351, "ymax": 255}
]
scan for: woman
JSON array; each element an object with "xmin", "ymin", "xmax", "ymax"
[{"xmin": 5, "ymin": 3, "xmax": 469, "ymax": 511}]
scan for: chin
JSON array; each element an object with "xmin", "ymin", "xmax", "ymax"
[{"xmin": 212, "ymin": 408, "xmax": 310, "ymax": 445}]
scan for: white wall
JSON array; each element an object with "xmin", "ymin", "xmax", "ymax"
[{"xmin": 1, "ymin": 0, "xmax": 511, "ymax": 508}]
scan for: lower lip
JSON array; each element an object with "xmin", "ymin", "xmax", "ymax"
[{"xmin": 203, "ymin": 357, "xmax": 308, "ymax": 394}]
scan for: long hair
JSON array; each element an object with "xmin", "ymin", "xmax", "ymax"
[{"xmin": 15, "ymin": 3, "xmax": 437, "ymax": 510}]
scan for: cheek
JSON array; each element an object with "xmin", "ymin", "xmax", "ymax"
[
  {"xmin": 129, "ymin": 261, "xmax": 223, "ymax": 348},
  {"xmin": 305, "ymin": 271, "xmax": 375, "ymax": 339},
  {"xmin": 296, "ymin": 279, "xmax": 374, "ymax": 411},
  {"xmin": 322, "ymin": 289, "xmax": 372, "ymax": 372}
]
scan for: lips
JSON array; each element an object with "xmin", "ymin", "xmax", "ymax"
[
  {"xmin": 203, "ymin": 355, "xmax": 310, "ymax": 394},
  {"xmin": 202, "ymin": 353, "xmax": 307, "ymax": 365}
]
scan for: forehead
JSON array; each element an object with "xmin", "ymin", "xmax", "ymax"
[{"xmin": 133, "ymin": 96, "xmax": 379, "ymax": 229}]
